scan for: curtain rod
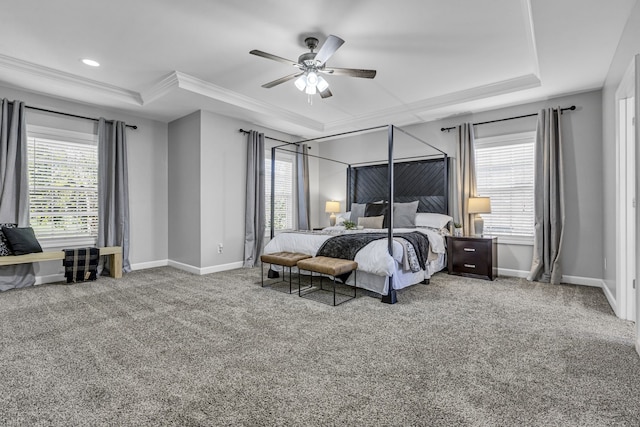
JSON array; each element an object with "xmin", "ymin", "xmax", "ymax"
[
  {"xmin": 440, "ymin": 105, "xmax": 576, "ymax": 132},
  {"xmin": 25, "ymin": 105, "xmax": 138, "ymax": 129},
  {"xmin": 238, "ymin": 128, "xmax": 294, "ymax": 145}
]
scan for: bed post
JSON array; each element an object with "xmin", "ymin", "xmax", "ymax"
[
  {"xmin": 382, "ymin": 125, "xmax": 397, "ymax": 304},
  {"xmin": 346, "ymin": 165, "xmax": 352, "ymax": 211},
  {"xmin": 443, "ymin": 154, "xmax": 449, "ymax": 215},
  {"xmin": 270, "ymin": 146, "xmax": 276, "ymax": 240}
]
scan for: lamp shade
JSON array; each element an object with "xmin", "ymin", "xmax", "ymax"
[
  {"xmin": 325, "ymin": 201, "xmax": 340, "ymax": 213},
  {"xmin": 468, "ymin": 197, "xmax": 491, "ymax": 214}
]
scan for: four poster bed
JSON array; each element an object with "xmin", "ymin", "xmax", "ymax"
[{"xmin": 262, "ymin": 125, "xmax": 451, "ymax": 304}]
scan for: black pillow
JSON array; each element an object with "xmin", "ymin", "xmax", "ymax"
[
  {"xmin": 365, "ymin": 202, "xmax": 389, "ymax": 228},
  {"xmin": 0, "ymin": 223, "xmax": 17, "ymax": 256},
  {"xmin": 2, "ymin": 227, "xmax": 43, "ymax": 255}
]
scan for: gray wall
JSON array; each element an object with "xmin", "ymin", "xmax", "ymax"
[
  {"xmin": 602, "ymin": 1, "xmax": 640, "ymax": 298},
  {"xmin": 0, "ymin": 85, "xmax": 169, "ymax": 280},
  {"xmin": 316, "ymin": 90, "xmax": 604, "ymax": 281},
  {"xmin": 169, "ymin": 110, "xmax": 298, "ymax": 271},
  {"xmin": 168, "ymin": 111, "xmax": 202, "ymax": 267}
]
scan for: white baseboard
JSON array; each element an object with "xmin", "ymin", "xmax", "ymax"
[
  {"xmin": 601, "ymin": 280, "xmax": 618, "ymax": 316},
  {"xmin": 200, "ymin": 261, "xmax": 244, "ymax": 275},
  {"xmin": 32, "ymin": 259, "xmax": 241, "ymax": 284},
  {"xmin": 167, "ymin": 260, "xmax": 243, "ymax": 275},
  {"xmin": 498, "ymin": 268, "xmax": 603, "ymax": 288},
  {"xmin": 560, "ymin": 275, "xmax": 604, "ymax": 288},
  {"xmin": 498, "ymin": 268, "xmax": 528, "ymax": 278},
  {"xmin": 130, "ymin": 259, "xmax": 168, "ymax": 270},
  {"xmin": 35, "ymin": 273, "xmax": 65, "ymax": 285}
]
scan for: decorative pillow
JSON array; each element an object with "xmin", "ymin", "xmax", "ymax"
[
  {"xmin": 2, "ymin": 227, "xmax": 43, "ymax": 255},
  {"xmin": 364, "ymin": 202, "xmax": 388, "ymax": 217},
  {"xmin": 349, "ymin": 203, "xmax": 366, "ymax": 222},
  {"xmin": 365, "ymin": 202, "xmax": 389, "ymax": 228},
  {"xmin": 415, "ymin": 213, "xmax": 453, "ymax": 229},
  {"xmin": 0, "ymin": 223, "xmax": 17, "ymax": 256},
  {"xmin": 393, "ymin": 201, "xmax": 420, "ymax": 228},
  {"xmin": 335, "ymin": 211, "xmax": 351, "ymax": 225},
  {"xmin": 358, "ymin": 215, "xmax": 384, "ymax": 229}
]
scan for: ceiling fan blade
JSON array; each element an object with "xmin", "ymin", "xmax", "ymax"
[
  {"xmin": 261, "ymin": 73, "xmax": 303, "ymax": 88},
  {"xmin": 314, "ymin": 35, "xmax": 345, "ymax": 66},
  {"xmin": 323, "ymin": 67, "xmax": 377, "ymax": 79},
  {"xmin": 319, "ymin": 88, "xmax": 333, "ymax": 99},
  {"xmin": 250, "ymin": 50, "xmax": 300, "ymax": 67}
]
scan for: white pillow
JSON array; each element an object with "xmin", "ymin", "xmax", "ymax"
[
  {"xmin": 415, "ymin": 213, "xmax": 453, "ymax": 229},
  {"xmin": 335, "ymin": 212, "xmax": 351, "ymax": 225}
]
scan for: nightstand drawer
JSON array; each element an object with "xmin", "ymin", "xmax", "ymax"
[
  {"xmin": 452, "ymin": 257, "xmax": 489, "ymax": 277},
  {"xmin": 449, "ymin": 239, "xmax": 489, "ymax": 257}
]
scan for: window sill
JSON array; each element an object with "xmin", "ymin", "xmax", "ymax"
[
  {"xmin": 39, "ymin": 237, "xmax": 98, "ymax": 251},
  {"xmin": 491, "ymin": 235, "xmax": 533, "ymax": 246}
]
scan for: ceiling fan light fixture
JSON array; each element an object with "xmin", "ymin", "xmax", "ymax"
[
  {"xmin": 306, "ymin": 71, "xmax": 319, "ymax": 86},
  {"xmin": 294, "ymin": 75, "xmax": 307, "ymax": 91},
  {"xmin": 316, "ymin": 76, "xmax": 329, "ymax": 92},
  {"xmin": 305, "ymin": 83, "xmax": 317, "ymax": 95}
]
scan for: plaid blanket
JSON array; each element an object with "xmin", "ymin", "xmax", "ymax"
[{"xmin": 63, "ymin": 248, "xmax": 99, "ymax": 283}]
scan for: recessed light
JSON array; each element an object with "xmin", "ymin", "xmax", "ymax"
[{"xmin": 81, "ymin": 58, "xmax": 100, "ymax": 67}]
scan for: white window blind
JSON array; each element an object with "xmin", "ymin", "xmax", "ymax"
[
  {"xmin": 27, "ymin": 126, "xmax": 98, "ymax": 242},
  {"xmin": 265, "ymin": 152, "xmax": 294, "ymax": 233},
  {"xmin": 475, "ymin": 131, "xmax": 535, "ymax": 239}
]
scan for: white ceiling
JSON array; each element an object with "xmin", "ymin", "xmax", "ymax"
[{"xmin": 0, "ymin": 0, "xmax": 636, "ymax": 137}]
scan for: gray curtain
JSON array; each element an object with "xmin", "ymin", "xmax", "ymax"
[
  {"xmin": 453, "ymin": 123, "xmax": 477, "ymax": 236},
  {"xmin": 243, "ymin": 131, "xmax": 265, "ymax": 267},
  {"xmin": 97, "ymin": 118, "xmax": 131, "ymax": 275},
  {"xmin": 296, "ymin": 143, "xmax": 310, "ymax": 230},
  {"xmin": 528, "ymin": 108, "xmax": 565, "ymax": 284},
  {"xmin": 0, "ymin": 99, "xmax": 35, "ymax": 291}
]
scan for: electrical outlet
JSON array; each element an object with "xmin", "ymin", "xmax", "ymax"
[{"xmin": 218, "ymin": 243, "xmax": 223, "ymax": 254}]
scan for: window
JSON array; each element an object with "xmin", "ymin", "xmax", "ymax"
[
  {"xmin": 474, "ymin": 131, "xmax": 535, "ymax": 241},
  {"xmin": 27, "ymin": 126, "xmax": 99, "ymax": 245},
  {"xmin": 265, "ymin": 151, "xmax": 295, "ymax": 234}
]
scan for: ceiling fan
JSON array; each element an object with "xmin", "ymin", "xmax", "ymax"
[{"xmin": 249, "ymin": 35, "xmax": 376, "ymax": 100}]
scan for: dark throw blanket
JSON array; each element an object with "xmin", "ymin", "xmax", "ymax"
[
  {"xmin": 63, "ymin": 247, "xmax": 100, "ymax": 284},
  {"xmin": 316, "ymin": 232, "xmax": 431, "ymax": 281}
]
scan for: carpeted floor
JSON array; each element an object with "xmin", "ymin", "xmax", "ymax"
[{"xmin": 0, "ymin": 267, "xmax": 638, "ymax": 426}]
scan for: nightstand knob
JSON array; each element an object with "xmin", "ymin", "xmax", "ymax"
[
  {"xmin": 464, "ymin": 264, "xmax": 476, "ymax": 269},
  {"xmin": 463, "ymin": 248, "xmax": 476, "ymax": 252}
]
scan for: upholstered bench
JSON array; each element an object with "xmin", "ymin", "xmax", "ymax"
[
  {"xmin": 260, "ymin": 252, "xmax": 312, "ymax": 294},
  {"xmin": 296, "ymin": 256, "xmax": 358, "ymax": 306}
]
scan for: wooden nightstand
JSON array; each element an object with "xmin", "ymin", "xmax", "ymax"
[{"xmin": 446, "ymin": 236, "xmax": 497, "ymax": 280}]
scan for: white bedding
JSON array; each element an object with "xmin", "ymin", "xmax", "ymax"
[{"xmin": 262, "ymin": 227, "xmax": 447, "ymax": 295}]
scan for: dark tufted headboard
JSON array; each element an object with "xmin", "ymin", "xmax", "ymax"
[{"xmin": 347, "ymin": 157, "xmax": 449, "ymax": 214}]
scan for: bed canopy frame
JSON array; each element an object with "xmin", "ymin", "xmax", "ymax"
[{"xmin": 263, "ymin": 124, "xmax": 449, "ymax": 304}]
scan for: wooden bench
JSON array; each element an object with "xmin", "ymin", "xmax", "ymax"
[
  {"xmin": 296, "ymin": 256, "xmax": 358, "ymax": 306},
  {"xmin": 0, "ymin": 246, "xmax": 123, "ymax": 279},
  {"xmin": 260, "ymin": 251, "xmax": 312, "ymax": 293}
]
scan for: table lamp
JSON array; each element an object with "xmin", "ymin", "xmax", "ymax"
[
  {"xmin": 325, "ymin": 201, "xmax": 340, "ymax": 226},
  {"xmin": 468, "ymin": 197, "xmax": 491, "ymax": 237}
]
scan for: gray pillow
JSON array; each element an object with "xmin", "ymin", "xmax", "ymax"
[
  {"xmin": 2, "ymin": 227, "xmax": 43, "ymax": 255},
  {"xmin": 393, "ymin": 201, "xmax": 419, "ymax": 228},
  {"xmin": 349, "ymin": 203, "xmax": 366, "ymax": 222}
]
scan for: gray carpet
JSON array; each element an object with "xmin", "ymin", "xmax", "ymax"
[{"xmin": 1, "ymin": 267, "xmax": 639, "ymax": 426}]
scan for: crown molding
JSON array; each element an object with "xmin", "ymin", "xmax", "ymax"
[
  {"xmin": 521, "ymin": 0, "xmax": 541, "ymax": 79},
  {"xmin": 173, "ymin": 71, "xmax": 324, "ymax": 132},
  {"xmin": 140, "ymin": 72, "xmax": 180, "ymax": 105},
  {"xmin": 0, "ymin": 54, "xmax": 143, "ymax": 105},
  {"xmin": 324, "ymin": 74, "xmax": 541, "ymax": 132}
]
